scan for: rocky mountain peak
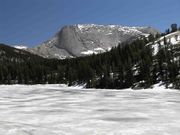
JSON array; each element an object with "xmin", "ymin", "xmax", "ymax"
[{"xmin": 28, "ymin": 24, "xmax": 159, "ymax": 59}]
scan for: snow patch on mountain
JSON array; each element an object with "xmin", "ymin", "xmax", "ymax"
[
  {"xmin": 54, "ymin": 54, "xmax": 67, "ymax": 59},
  {"xmin": 81, "ymin": 48, "xmax": 105, "ymax": 55},
  {"xmin": 14, "ymin": 45, "xmax": 28, "ymax": 50},
  {"xmin": 75, "ymin": 24, "xmax": 148, "ymax": 35},
  {"xmin": 94, "ymin": 47, "xmax": 105, "ymax": 51},
  {"xmin": 149, "ymin": 31, "xmax": 180, "ymax": 55},
  {"xmin": 81, "ymin": 50, "xmax": 95, "ymax": 55}
]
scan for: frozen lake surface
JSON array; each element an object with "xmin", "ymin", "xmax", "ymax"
[{"xmin": 0, "ymin": 85, "xmax": 180, "ymax": 135}]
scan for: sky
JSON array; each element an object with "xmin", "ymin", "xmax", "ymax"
[{"xmin": 0, "ymin": 0, "xmax": 180, "ymax": 47}]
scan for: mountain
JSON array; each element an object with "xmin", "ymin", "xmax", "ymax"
[
  {"xmin": 28, "ymin": 24, "xmax": 159, "ymax": 59},
  {"xmin": 1, "ymin": 28, "xmax": 180, "ymax": 89}
]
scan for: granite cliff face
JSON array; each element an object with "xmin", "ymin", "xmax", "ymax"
[{"xmin": 29, "ymin": 24, "xmax": 159, "ymax": 59}]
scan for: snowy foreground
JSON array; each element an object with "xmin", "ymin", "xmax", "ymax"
[{"xmin": 0, "ymin": 84, "xmax": 180, "ymax": 135}]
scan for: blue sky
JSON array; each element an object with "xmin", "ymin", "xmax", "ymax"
[{"xmin": 0, "ymin": 0, "xmax": 179, "ymax": 47}]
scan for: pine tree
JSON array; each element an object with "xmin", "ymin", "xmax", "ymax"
[{"xmin": 171, "ymin": 24, "xmax": 178, "ymax": 32}]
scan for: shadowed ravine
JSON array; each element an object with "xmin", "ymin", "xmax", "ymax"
[{"xmin": 0, "ymin": 85, "xmax": 180, "ymax": 135}]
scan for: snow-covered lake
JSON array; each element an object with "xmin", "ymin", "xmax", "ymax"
[{"xmin": 0, "ymin": 85, "xmax": 180, "ymax": 135}]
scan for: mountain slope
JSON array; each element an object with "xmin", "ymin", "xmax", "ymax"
[
  {"xmin": 149, "ymin": 31, "xmax": 180, "ymax": 55},
  {"xmin": 0, "ymin": 43, "xmax": 42, "ymax": 60},
  {"xmin": 0, "ymin": 43, "xmax": 59, "ymax": 84},
  {"xmin": 28, "ymin": 24, "xmax": 159, "ymax": 59}
]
